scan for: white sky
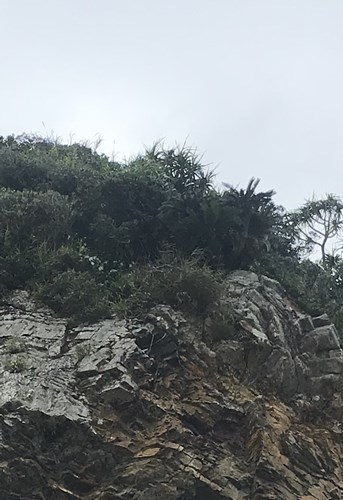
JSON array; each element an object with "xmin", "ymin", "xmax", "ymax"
[{"xmin": 2, "ymin": 0, "xmax": 343, "ymax": 208}]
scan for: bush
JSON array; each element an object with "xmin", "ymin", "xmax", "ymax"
[
  {"xmin": 34, "ymin": 270, "xmax": 112, "ymax": 325},
  {"xmin": 4, "ymin": 355, "xmax": 27, "ymax": 373},
  {"xmin": 32, "ymin": 243, "xmax": 99, "ymax": 282},
  {"xmin": 0, "ymin": 188, "xmax": 73, "ymax": 250},
  {"xmin": 206, "ymin": 307, "xmax": 236, "ymax": 343},
  {"xmin": 0, "ymin": 187, "xmax": 74, "ymax": 293},
  {"xmin": 0, "ymin": 134, "xmax": 113, "ymax": 193},
  {"xmin": 111, "ymin": 254, "xmax": 222, "ymax": 317},
  {"xmin": 0, "ymin": 247, "xmax": 41, "ymax": 291},
  {"xmin": 0, "ymin": 135, "xmax": 278, "ymax": 324},
  {"xmin": 4, "ymin": 338, "xmax": 27, "ymax": 354}
]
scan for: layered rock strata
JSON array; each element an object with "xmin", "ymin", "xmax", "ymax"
[{"xmin": 0, "ymin": 273, "xmax": 343, "ymax": 499}]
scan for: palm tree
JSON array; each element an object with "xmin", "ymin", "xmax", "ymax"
[{"xmin": 221, "ymin": 178, "xmax": 275, "ymax": 267}]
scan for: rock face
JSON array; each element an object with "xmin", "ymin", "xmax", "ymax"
[
  {"xmin": 215, "ymin": 271, "xmax": 343, "ymax": 399},
  {"xmin": 1, "ymin": 274, "xmax": 343, "ymax": 499}
]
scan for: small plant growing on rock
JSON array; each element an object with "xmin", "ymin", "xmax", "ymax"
[
  {"xmin": 205, "ymin": 303, "xmax": 236, "ymax": 343},
  {"xmin": 75, "ymin": 343, "xmax": 92, "ymax": 361},
  {"xmin": 4, "ymin": 338, "xmax": 26, "ymax": 354},
  {"xmin": 4, "ymin": 355, "xmax": 27, "ymax": 373},
  {"xmin": 208, "ymin": 312, "xmax": 236, "ymax": 343}
]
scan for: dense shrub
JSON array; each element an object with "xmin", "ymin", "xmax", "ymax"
[
  {"xmin": 0, "ymin": 188, "xmax": 73, "ymax": 250},
  {"xmin": 2, "ymin": 133, "xmax": 343, "ymax": 332},
  {"xmin": 0, "ymin": 247, "xmax": 41, "ymax": 291},
  {"xmin": 0, "ymin": 134, "xmax": 114, "ymax": 193},
  {"xmin": 111, "ymin": 254, "xmax": 222, "ymax": 317},
  {"xmin": 0, "ymin": 134, "xmax": 280, "ymax": 323},
  {"xmin": 34, "ymin": 270, "xmax": 112, "ymax": 325}
]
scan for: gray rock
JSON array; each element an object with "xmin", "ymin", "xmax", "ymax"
[
  {"xmin": 218, "ymin": 271, "xmax": 343, "ymax": 398},
  {"xmin": 264, "ymin": 347, "xmax": 298, "ymax": 397},
  {"xmin": 300, "ymin": 325, "xmax": 341, "ymax": 353},
  {"xmin": 216, "ymin": 340, "xmax": 245, "ymax": 374},
  {"xmin": 298, "ymin": 314, "xmax": 315, "ymax": 333},
  {"xmin": 306, "ymin": 353, "xmax": 343, "ymax": 376},
  {"xmin": 1, "ymin": 277, "xmax": 343, "ymax": 499},
  {"xmin": 312, "ymin": 313, "xmax": 332, "ymax": 328},
  {"xmin": 101, "ymin": 374, "xmax": 138, "ymax": 403}
]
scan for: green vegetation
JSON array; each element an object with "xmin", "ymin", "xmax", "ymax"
[
  {"xmin": 0, "ymin": 134, "xmax": 275, "ymax": 324},
  {"xmin": 75, "ymin": 343, "xmax": 92, "ymax": 361},
  {"xmin": 254, "ymin": 199, "xmax": 343, "ymax": 334},
  {"xmin": 206, "ymin": 306, "xmax": 236, "ymax": 343},
  {"xmin": 4, "ymin": 355, "xmax": 27, "ymax": 373},
  {"xmin": 288, "ymin": 195, "xmax": 343, "ymax": 263},
  {"xmin": 4, "ymin": 338, "xmax": 27, "ymax": 354},
  {"xmin": 1, "ymin": 133, "xmax": 343, "ymax": 333},
  {"xmin": 111, "ymin": 252, "xmax": 222, "ymax": 317},
  {"xmin": 34, "ymin": 270, "xmax": 112, "ymax": 326}
]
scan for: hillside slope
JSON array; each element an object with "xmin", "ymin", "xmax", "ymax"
[{"xmin": 1, "ymin": 271, "xmax": 343, "ymax": 499}]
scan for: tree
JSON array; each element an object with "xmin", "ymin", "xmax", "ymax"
[
  {"xmin": 290, "ymin": 194, "xmax": 343, "ymax": 264},
  {"xmin": 221, "ymin": 178, "xmax": 276, "ymax": 268},
  {"xmin": 0, "ymin": 134, "xmax": 279, "ymax": 321}
]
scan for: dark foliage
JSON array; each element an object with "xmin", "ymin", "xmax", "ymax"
[
  {"xmin": 111, "ymin": 252, "xmax": 222, "ymax": 317},
  {"xmin": 34, "ymin": 270, "xmax": 112, "ymax": 325},
  {"xmin": 7, "ymin": 133, "xmax": 340, "ymax": 328}
]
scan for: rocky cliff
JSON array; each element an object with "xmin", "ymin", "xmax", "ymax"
[{"xmin": 1, "ymin": 271, "xmax": 343, "ymax": 499}]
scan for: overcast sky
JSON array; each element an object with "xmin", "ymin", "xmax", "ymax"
[{"xmin": 2, "ymin": 0, "xmax": 343, "ymax": 207}]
